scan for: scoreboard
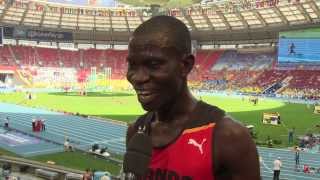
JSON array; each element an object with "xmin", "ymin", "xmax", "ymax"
[
  {"xmin": 262, "ymin": 112, "xmax": 281, "ymax": 125},
  {"xmin": 278, "ymin": 27, "xmax": 320, "ymax": 64},
  {"xmin": 314, "ymin": 106, "xmax": 320, "ymax": 114}
]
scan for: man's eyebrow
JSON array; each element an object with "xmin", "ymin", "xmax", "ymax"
[{"xmin": 145, "ymin": 56, "xmax": 166, "ymax": 62}]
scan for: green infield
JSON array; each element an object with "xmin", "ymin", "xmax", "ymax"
[
  {"xmin": 0, "ymin": 149, "xmax": 121, "ymax": 175},
  {"xmin": 0, "ymin": 92, "xmax": 319, "ymax": 146},
  {"xmin": 29, "ymin": 151, "xmax": 121, "ymax": 174}
]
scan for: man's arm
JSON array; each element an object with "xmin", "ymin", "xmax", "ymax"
[{"xmin": 214, "ymin": 118, "xmax": 260, "ymax": 180}]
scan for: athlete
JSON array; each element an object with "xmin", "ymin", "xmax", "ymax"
[{"xmin": 126, "ymin": 15, "xmax": 260, "ymax": 180}]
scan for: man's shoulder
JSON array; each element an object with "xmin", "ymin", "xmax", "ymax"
[
  {"xmin": 214, "ymin": 116, "xmax": 251, "ymax": 145},
  {"xmin": 214, "ymin": 115, "xmax": 254, "ymax": 156},
  {"xmin": 185, "ymin": 101, "xmax": 225, "ymax": 129},
  {"xmin": 213, "ymin": 117, "xmax": 260, "ymax": 179}
]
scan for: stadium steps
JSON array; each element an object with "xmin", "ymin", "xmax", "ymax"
[
  {"xmin": 7, "ymin": 45, "xmax": 18, "ymax": 64},
  {"xmin": 202, "ymin": 50, "xmax": 223, "ymax": 72},
  {"xmin": 14, "ymin": 70, "xmax": 32, "ymax": 87}
]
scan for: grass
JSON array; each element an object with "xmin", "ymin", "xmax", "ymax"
[
  {"xmin": 29, "ymin": 151, "xmax": 121, "ymax": 175},
  {"xmin": 1, "ymin": 92, "xmax": 319, "ymax": 146},
  {"xmin": 0, "ymin": 92, "xmax": 143, "ymax": 122},
  {"xmin": 200, "ymin": 95, "xmax": 320, "ymax": 147},
  {"xmin": 0, "ymin": 148, "xmax": 121, "ymax": 175},
  {"xmin": 0, "ymin": 91, "xmax": 319, "ymax": 173},
  {"xmin": 0, "ymin": 148, "xmax": 20, "ymax": 157}
]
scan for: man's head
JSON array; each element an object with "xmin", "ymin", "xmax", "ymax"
[
  {"xmin": 129, "ymin": 15, "xmax": 192, "ymax": 56},
  {"xmin": 126, "ymin": 16, "xmax": 194, "ymax": 111}
]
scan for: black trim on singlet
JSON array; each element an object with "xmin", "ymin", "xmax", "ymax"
[
  {"xmin": 133, "ymin": 111, "xmax": 154, "ymax": 135},
  {"xmin": 133, "ymin": 101, "xmax": 225, "ymax": 130}
]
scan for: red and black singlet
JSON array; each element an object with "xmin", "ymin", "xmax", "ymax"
[{"xmin": 132, "ymin": 101, "xmax": 225, "ymax": 180}]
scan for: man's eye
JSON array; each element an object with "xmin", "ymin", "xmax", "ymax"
[{"xmin": 149, "ymin": 61, "xmax": 161, "ymax": 68}]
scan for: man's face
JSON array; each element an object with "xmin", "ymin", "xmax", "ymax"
[{"xmin": 126, "ymin": 37, "xmax": 184, "ymax": 111}]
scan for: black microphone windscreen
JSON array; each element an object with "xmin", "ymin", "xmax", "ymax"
[{"xmin": 123, "ymin": 132, "xmax": 152, "ymax": 176}]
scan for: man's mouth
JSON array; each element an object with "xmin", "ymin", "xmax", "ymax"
[{"xmin": 135, "ymin": 90, "xmax": 157, "ymax": 104}]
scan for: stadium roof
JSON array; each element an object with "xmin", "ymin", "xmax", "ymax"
[{"xmin": 0, "ymin": 0, "xmax": 319, "ymax": 44}]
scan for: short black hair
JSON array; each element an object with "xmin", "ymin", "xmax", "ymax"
[{"xmin": 131, "ymin": 15, "xmax": 191, "ymax": 55}]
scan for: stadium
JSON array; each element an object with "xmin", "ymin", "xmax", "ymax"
[{"xmin": 0, "ymin": 0, "xmax": 319, "ymax": 179}]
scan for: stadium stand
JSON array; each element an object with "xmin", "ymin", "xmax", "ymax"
[
  {"xmin": 211, "ymin": 48, "xmax": 276, "ymax": 71},
  {"xmin": 1, "ymin": 44, "xmax": 319, "ymax": 99},
  {"xmin": 1, "ymin": 43, "xmax": 320, "ymax": 98},
  {"xmin": 0, "ymin": 45, "xmax": 13, "ymax": 65}
]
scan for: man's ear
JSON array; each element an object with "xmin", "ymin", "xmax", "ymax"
[{"xmin": 181, "ymin": 54, "xmax": 195, "ymax": 77}]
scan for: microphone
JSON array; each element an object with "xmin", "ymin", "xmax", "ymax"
[{"xmin": 123, "ymin": 126, "xmax": 152, "ymax": 180}]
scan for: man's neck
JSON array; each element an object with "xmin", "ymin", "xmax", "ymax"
[{"xmin": 155, "ymin": 88, "xmax": 198, "ymax": 124}]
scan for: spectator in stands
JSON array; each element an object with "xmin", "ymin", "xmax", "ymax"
[
  {"xmin": 126, "ymin": 15, "xmax": 260, "ymax": 179},
  {"xmin": 273, "ymin": 157, "xmax": 282, "ymax": 180}
]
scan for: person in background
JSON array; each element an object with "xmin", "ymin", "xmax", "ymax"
[
  {"xmin": 4, "ymin": 116, "xmax": 9, "ymax": 129},
  {"xmin": 28, "ymin": 92, "xmax": 32, "ymax": 100},
  {"xmin": 288, "ymin": 127, "xmax": 295, "ymax": 144},
  {"xmin": 32, "ymin": 118, "xmax": 36, "ymax": 131},
  {"xmin": 64, "ymin": 138, "xmax": 73, "ymax": 152},
  {"xmin": 288, "ymin": 42, "xmax": 296, "ymax": 56},
  {"xmin": 41, "ymin": 118, "xmax": 46, "ymax": 131},
  {"xmin": 82, "ymin": 168, "xmax": 92, "ymax": 180},
  {"xmin": 294, "ymin": 146, "xmax": 300, "ymax": 171},
  {"xmin": 100, "ymin": 174, "xmax": 110, "ymax": 180},
  {"xmin": 273, "ymin": 157, "xmax": 282, "ymax": 180},
  {"xmin": 303, "ymin": 164, "xmax": 310, "ymax": 173}
]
